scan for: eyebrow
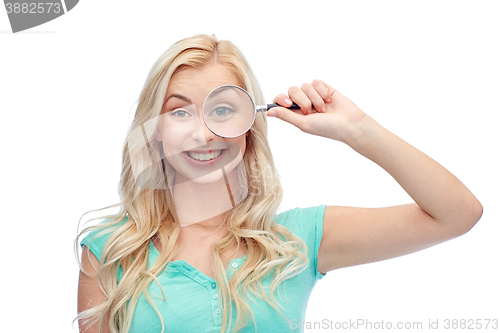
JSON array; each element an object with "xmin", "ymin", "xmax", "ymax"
[
  {"xmin": 209, "ymin": 86, "xmax": 243, "ymax": 100},
  {"xmin": 164, "ymin": 93, "xmax": 193, "ymax": 105}
]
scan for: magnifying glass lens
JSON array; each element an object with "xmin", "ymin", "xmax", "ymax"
[{"xmin": 203, "ymin": 86, "xmax": 255, "ymax": 138}]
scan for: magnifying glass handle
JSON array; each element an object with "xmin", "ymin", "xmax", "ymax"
[{"xmin": 264, "ymin": 103, "xmax": 301, "ymax": 110}]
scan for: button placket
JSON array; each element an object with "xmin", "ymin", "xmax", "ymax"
[
  {"xmin": 209, "ymin": 256, "xmax": 247, "ymax": 327},
  {"xmin": 210, "ymin": 284, "xmax": 223, "ymax": 326}
]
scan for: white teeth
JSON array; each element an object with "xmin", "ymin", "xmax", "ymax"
[{"xmin": 187, "ymin": 150, "xmax": 224, "ymax": 161}]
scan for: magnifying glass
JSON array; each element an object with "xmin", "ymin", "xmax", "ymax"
[{"xmin": 202, "ymin": 85, "xmax": 300, "ymax": 138}]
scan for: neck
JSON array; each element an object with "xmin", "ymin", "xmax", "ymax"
[{"xmin": 171, "ymin": 167, "xmax": 241, "ymax": 228}]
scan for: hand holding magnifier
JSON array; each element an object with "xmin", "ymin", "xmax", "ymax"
[{"xmin": 202, "ymin": 85, "xmax": 301, "ymax": 138}]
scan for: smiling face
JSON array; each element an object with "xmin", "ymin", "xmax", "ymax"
[{"xmin": 156, "ymin": 63, "xmax": 247, "ymax": 184}]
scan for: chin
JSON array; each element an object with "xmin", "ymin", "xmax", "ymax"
[{"xmin": 189, "ymin": 169, "xmax": 226, "ymax": 184}]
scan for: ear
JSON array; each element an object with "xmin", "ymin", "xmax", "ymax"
[{"xmin": 155, "ymin": 130, "xmax": 162, "ymax": 142}]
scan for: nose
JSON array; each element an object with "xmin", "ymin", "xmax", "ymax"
[{"xmin": 191, "ymin": 113, "xmax": 217, "ymax": 143}]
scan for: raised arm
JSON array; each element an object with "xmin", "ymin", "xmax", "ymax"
[{"xmin": 269, "ymin": 80, "xmax": 483, "ymax": 272}]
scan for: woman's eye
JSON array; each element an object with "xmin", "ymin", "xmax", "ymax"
[
  {"xmin": 210, "ymin": 106, "xmax": 235, "ymax": 117},
  {"xmin": 171, "ymin": 109, "xmax": 189, "ymax": 118}
]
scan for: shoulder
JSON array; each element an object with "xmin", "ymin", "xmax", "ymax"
[
  {"xmin": 274, "ymin": 205, "xmax": 327, "ymax": 251},
  {"xmin": 80, "ymin": 216, "xmax": 129, "ymax": 263},
  {"xmin": 274, "ymin": 205, "xmax": 327, "ymax": 237},
  {"xmin": 274, "ymin": 205, "xmax": 328, "ymax": 279}
]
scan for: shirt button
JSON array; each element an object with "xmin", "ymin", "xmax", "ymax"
[
  {"xmin": 231, "ymin": 262, "xmax": 238, "ymax": 268},
  {"xmin": 213, "ymin": 294, "xmax": 218, "ymax": 300},
  {"xmin": 215, "ymin": 307, "xmax": 221, "ymax": 314},
  {"xmin": 211, "ymin": 282, "xmax": 216, "ymax": 289}
]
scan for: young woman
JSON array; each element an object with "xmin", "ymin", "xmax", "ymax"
[{"xmin": 76, "ymin": 34, "xmax": 482, "ymax": 333}]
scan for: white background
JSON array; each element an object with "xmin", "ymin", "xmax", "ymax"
[{"xmin": 1, "ymin": 1, "xmax": 499, "ymax": 332}]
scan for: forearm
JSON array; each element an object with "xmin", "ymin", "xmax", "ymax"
[{"xmin": 342, "ymin": 114, "xmax": 482, "ymax": 230}]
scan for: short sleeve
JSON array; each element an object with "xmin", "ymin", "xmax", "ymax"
[
  {"xmin": 274, "ymin": 205, "xmax": 327, "ymax": 280},
  {"xmin": 80, "ymin": 217, "xmax": 128, "ymax": 263}
]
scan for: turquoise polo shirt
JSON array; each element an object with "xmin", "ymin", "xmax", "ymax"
[{"xmin": 80, "ymin": 205, "xmax": 327, "ymax": 332}]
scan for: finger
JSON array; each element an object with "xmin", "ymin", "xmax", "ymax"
[
  {"xmin": 312, "ymin": 79, "xmax": 337, "ymax": 103},
  {"xmin": 272, "ymin": 93, "xmax": 293, "ymax": 107},
  {"xmin": 288, "ymin": 86, "xmax": 312, "ymax": 115},
  {"xmin": 311, "ymin": 79, "xmax": 331, "ymax": 103},
  {"xmin": 301, "ymin": 82, "xmax": 326, "ymax": 113}
]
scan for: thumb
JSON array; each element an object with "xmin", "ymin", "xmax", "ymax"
[{"xmin": 267, "ymin": 107, "xmax": 308, "ymax": 131}]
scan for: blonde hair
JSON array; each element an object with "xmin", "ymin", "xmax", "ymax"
[{"xmin": 75, "ymin": 34, "xmax": 309, "ymax": 333}]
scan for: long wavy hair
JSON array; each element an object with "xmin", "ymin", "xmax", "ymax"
[{"xmin": 75, "ymin": 34, "xmax": 309, "ymax": 333}]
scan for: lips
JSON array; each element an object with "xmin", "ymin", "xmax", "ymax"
[
  {"xmin": 182, "ymin": 149, "xmax": 229, "ymax": 166},
  {"xmin": 186, "ymin": 149, "xmax": 226, "ymax": 161}
]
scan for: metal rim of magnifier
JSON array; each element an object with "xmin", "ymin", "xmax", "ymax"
[{"xmin": 202, "ymin": 84, "xmax": 257, "ymax": 139}]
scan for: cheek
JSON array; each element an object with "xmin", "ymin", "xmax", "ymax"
[
  {"xmin": 241, "ymin": 137, "xmax": 247, "ymax": 155},
  {"xmin": 229, "ymin": 135, "xmax": 247, "ymax": 155},
  {"xmin": 158, "ymin": 126, "xmax": 187, "ymax": 154}
]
